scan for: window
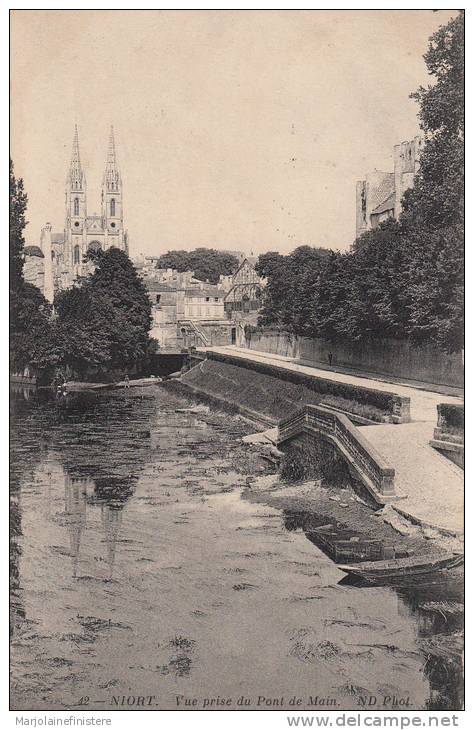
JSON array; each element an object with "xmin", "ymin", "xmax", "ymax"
[
  {"xmin": 110, "ymin": 198, "xmax": 116, "ymax": 217},
  {"xmin": 51, "ymin": 251, "xmax": 55, "ymax": 261},
  {"xmin": 73, "ymin": 245, "xmax": 80, "ymax": 265},
  {"xmin": 156, "ymin": 294, "xmax": 161, "ymax": 304},
  {"xmin": 214, "ymin": 297, "xmax": 219, "ymax": 302},
  {"xmin": 73, "ymin": 198, "xmax": 79, "ymax": 216},
  {"xmin": 206, "ymin": 297, "xmax": 210, "ymax": 302}
]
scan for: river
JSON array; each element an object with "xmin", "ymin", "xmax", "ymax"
[{"xmin": 10, "ymin": 385, "xmax": 463, "ymax": 711}]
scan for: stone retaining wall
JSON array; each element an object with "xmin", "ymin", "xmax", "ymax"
[
  {"xmin": 207, "ymin": 350, "xmax": 410, "ymax": 423},
  {"xmin": 245, "ymin": 330, "xmax": 463, "ymax": 388}
]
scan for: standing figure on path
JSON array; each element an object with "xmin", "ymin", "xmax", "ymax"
[
  {"xmin": 124, "ymin": 375, "xmax": 130, "ymax": 389},
  {"xmin": 328, "ymin": 352, "xmax": 333, "ymax": 366}
]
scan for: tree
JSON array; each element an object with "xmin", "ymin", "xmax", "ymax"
[
  {"xmin": 10, "ymin": 159, "xmax": 27, "ymax": 292},
  {"xmin": 54, "ymin": 286, "xmax": 113, "ymax": 376},
  {"xmin": 10, "ymin": 160, "xmax": 55, "ymax": 376},
  {"xmin": 10, "ymin": 283, "xmax": 55, "ymax": 374},
  {"xmin": 256, "ymin": 246, "xmax": 331, "ymax": 333},
  {"xmin": 401, "ymin": 12, "xmax": 464, "ymax": 352},
  {"xmin": 255, "ymin": 251, "xmax": 286, "ymax": 326},
  {"xmin": 157, "ymin": 248, "xmax": 239, "ymax": 283},
  {"xmin": 343, "ymin": 220, "xmax": 412, "ymax": 340},
  {"xmin": 53, "ymin": 247, "xmax": 153, "ymax": 378}
]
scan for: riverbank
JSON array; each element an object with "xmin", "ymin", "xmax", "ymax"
[
  {"xmin": 170, "ymin": 388, "xmax": 464, "ymax": 558},
  {"xmin": 243, "ymin": 476, "xmax": 463, "ymax": 562}
]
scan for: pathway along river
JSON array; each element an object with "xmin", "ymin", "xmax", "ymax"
[{"xmin": 10, "ymin": 386, "xmax": 463, "ymax": 711}]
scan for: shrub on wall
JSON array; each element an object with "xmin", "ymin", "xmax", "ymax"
[{"xmin": 438, "ymin": 403, "xmax": 464, "ymax": 430}]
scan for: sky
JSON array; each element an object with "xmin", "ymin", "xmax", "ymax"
[{"xmin": 11, "ymin": 9, "xmax": 457, "ymax": 259}]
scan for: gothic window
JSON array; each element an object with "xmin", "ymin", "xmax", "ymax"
[
  {"xmin": 73, "ymin": 245, "xmax": 80, "ymax": 265},
  {"xmin": 74, "ymin": 197, "xmax": 79, "ymax": 216},
  {"xmin": 110, "ymin": 198, "xmax": 116, "ymax": 217}
]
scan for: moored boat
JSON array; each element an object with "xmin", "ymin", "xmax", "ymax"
[{"xmin": 338, "ymin": 552, "xmax": 463, "ymax": 583}]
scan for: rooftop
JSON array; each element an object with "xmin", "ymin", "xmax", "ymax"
[
  {"xmin": 185, "ymin": 287, "xmax": 225, "ymax": 299},
  {"xmin": 372, "ymin": 191, "xmax": 396, "ymax": 216},
  {"xmin": 371, "ymin": 172, "xmax": 395, "ymax": 212}
]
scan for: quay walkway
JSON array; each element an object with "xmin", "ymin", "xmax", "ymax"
[{"xmin": 198, "ymin": 345, "xmax": 464, "ymax": 535}]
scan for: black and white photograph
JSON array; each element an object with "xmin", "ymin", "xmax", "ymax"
[{"xmin": 9, "ymin": 7, "xmax": 465, "ymax": 718}]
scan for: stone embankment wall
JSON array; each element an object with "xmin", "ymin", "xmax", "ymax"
[
  {"xmin": 244, "ymin": 330, "xmax": 463, "ymax": 388},
  {"xmin": 180, "ymin": 351, "xmax": 409, "ymax": 425}
]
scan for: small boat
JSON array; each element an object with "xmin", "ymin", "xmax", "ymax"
[{"xmin": 338, "ymin": 552, "xmax": 463, "ymax": 583}]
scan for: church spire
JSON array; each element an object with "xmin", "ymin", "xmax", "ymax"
[
  {"xmin": 103, "ymin": 125, "xmax": 121, "ymax": 191},
  {"xmin": 107, "ymin": 125, "xmax": 117, "ymax": 167},
  {"xmin": 68, "ymin": 125, "xmax": 85, "ymax": 191}
]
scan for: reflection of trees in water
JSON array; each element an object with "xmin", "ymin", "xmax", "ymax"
[
  {"xmin": 396, "ymin": 578, "xmax": 464, "ymax": 711},
  {"xmin": 91, "ymin": 476, "xmax": 138, "ymax": 507},
  {"xmin": 10, "ymin": 389, "xmax": 54, "ymax": 634},
  {"xmin": 10, "ymin": 497, "xmax": 24, "ymax": 633}
]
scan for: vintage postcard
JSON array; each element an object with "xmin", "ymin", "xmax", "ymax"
[{"xmin": 9, "ymin": 8, "xmax": 464, "ymax": 719}]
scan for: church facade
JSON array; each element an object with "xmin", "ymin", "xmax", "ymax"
[{"xmin": 24, "ymin": 125, "xmax": 128, "ymax": 299}]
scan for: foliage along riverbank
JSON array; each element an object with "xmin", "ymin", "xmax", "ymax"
[{"xmin": 10, "ymin": 163, "xmax": 156, "ymax": 385}]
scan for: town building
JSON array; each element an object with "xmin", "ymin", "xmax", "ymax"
[
  {"xmin": 23, "ymin": 125, "xmax": 128, "ymax": 300},
  {"xmin": 355, "ymin": 136, "xmax": 423, "ymax": 239},
  {"xmin": 224, "ymin": 257, "xmax": 264, "ymax": 321},
  {"xmin": 143, "ymin": 273, "xmax": 231, "ymax": 350}
]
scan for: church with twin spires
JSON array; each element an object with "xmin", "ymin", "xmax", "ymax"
[{"xmin": 23, "ymin": 125, "xmax": 129, "ymax": 300}]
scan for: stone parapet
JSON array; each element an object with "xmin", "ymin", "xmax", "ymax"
[{"xmin": 278, "ymin": 404, "xmax": 400, "ymax": 504}]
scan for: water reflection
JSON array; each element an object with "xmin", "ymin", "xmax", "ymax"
[
  {"xmin": 397, "ymin": 581, "xmax": 464, "ymax": 710},
  {"xmin": 10, "ymin": 386, "xmax": 464, "ymax": 711},
  {"xmin": 64, "ymin": 475, "xmax": 88, "ymax": 579},
  {"xmin": 60, "ymin": 463, "xmax": 138, "ymax": 581}
]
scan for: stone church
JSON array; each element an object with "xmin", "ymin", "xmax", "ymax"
[{"xmin": 24, "ymin": 125, "xmax": 129, "ymax": 300}]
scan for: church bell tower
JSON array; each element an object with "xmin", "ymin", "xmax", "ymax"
[
  {"xmin": 102, "ymin": 125, "xmax": 126, "ymax": 250},
  {"xmin": 65, "ymin": 125, "xmax": 87, "ymax": 273},
  {"xmin": 65, "ymin": 125, "xmax": 87, "ymax": 237}
]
